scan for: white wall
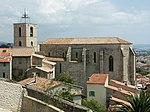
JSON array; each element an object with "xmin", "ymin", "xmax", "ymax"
[{"xmin": 87, "ymin": 84, "xmax": 106, "ymax": 105}]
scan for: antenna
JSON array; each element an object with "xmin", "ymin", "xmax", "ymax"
[{"xmin": 21, "ymin": 9, "xmax": 30, "ymax": 23}]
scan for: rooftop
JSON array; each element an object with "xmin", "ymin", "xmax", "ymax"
[
  {"xmin": 42, "ymin": 37, "xmax": 131, "ymax": 45},
  {"xmin": 19, "ymin": 77, "xmax": 61, "ymax": 91},
  {"xmin": 111, "ymin": 97, "xmax": 131, "ymax": 106},
  {"xmin": 0, "ymin": 48, "xmax": 11, "ymax": 62},
  {"xmin": 46, "ymin": 57, "xmax": 64, "ymax": 62},
  {"xmin": 87, "ymin": 74, "xmax": 108, "ymax": 85},
  {"xmin": 12, "ymin": 47, "xmax": 35, "ymax": 57}
]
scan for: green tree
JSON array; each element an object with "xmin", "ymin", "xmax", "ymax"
[
  {"xmin": 136, "ymin": 68, "xmax": 149, "ymax": 75},
  {"xmin": 55, "ymin": 72, "xmax": 76, "ymax": 84},
  {"xmin": 82, "ymin": 99, "xmax": 106, "ymax": 112},
  {"xmin": 0, "ymin": 44, "xmax": 9, "ymax": 48},
  {"xmin": 118, "ymin": 91, "xmax": 150, "ymax": 112}
]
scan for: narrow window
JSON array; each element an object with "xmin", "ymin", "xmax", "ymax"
[
  {"xmin": 19, "ymin": 41, "xmax": 22, "ymax": 46},
  {"xmin": 94, "ymin": 52, "xmax": 96, "ymax": 63},
  {"xmin": 31, "ymin": 41, "xmax": 33, "ymax": 46},
  {"xmin": 60, "ymin": 63, "xmax": 62, "ymax": 73},
  {"xmin": 89, "ymin": 91, "xmax": 95, "ymax": 96},
  {"xmin": 3, "ymin": 72, "xmax": 5, "ymax": 78},
  {"xmin": 49, "ymin": 52, "xmax": 50, "ymax": 57},
  {"xmin": 3, "ymin": 63, "xmax": 6, "ymax": 67},
  {"xmin": 76, "ymin": 52, "xmax": 78, "ymax": 58},
  {"xmin": 19, "ymin": 27, "xmax": 21, "ymax": 37},
  {"xmin": 63, "ymin": 52, "xmax": 64, "ymax": 58},
  {"xmin": 30, "ymin": 27, "xmax": 33, "ymax": 37},
  {"xmin": 109, "ymin": 56, "xmax": 114, "ymax": 72}
]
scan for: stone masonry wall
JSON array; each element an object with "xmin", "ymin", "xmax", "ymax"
[
  {"xmin": 0, "ymin": 80, "xmax": 23, "ymax": 112},
  {"xmin": 22, "ymin": 95, "xmax": 64, "ymax": 112},
  {"xmin": 40, "ymin": 43, "xmax": 135, "ymax": 92}
]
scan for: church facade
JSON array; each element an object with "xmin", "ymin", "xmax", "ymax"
[{"xmin": 40, "ymin": 38, "xmax": 136, "ymax": 90}]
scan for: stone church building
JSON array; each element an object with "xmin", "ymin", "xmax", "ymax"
[
  {"xmin": 12, "ymin": 12, "xmax": 135, "ymax": 91},
  {"xmin": 40, "ymin": 38, "xmax": 136, "ymax": 89}
]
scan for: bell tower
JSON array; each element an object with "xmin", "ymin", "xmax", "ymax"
[{"xmin": 13, "ymin": 10, "xmax": 37, "ymax": 48}]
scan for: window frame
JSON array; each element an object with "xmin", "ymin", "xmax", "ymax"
[{"xmin": 89, "ymin": 91, "xmax": 95, "ymax": 97}]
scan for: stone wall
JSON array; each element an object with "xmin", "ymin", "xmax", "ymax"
[
  {"xmin": 0, "ymin": 80, "xmax": 23, "ymax": 112},
  {"xmin": 12, "ymin": 57, "xmax": 31, "ymax": 77},
  {"xmin": 14, "ymin": 23, "xmax": 37, "ymax": 47},
  {"xmin": 22, "ymin": 95, "xmax": 64, "ymax": 112},
  {"xmin": 0, "ymin": 62, "xmax": 12, "ymax": 79},
  {"xmin": 40, "ymin": 43, "xmax": 135, "ymax": 91},
  {"xmin": 26, "ymin": 87, "xmax": 91, "ymax": 112}
]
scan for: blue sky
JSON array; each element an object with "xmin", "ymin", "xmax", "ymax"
[{"xmin": 0, "ymin": 0, "xmax": 150, "ymax": 44}]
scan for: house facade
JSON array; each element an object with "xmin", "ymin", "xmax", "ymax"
[
  {"xmin": 0, "ymin": 48, "xmax": 12, "ymax": 79},
  {"xmin": 87, "ymin": 74, "xmax": 109, "ymax": 105}
]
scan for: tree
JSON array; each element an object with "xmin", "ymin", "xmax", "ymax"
[
  {"xmin": 118, "ymin": 90, "xmax": 150, "ymax": 112},
  {"xmin": 55, "ymin": 72, "xmax": 76, "ymax": 84},
  {"xmin": 0, "ymin": 44, "xmax": 9, "ymax": 48},
  {"xmin": 136, "ymin": 68, "xmax": 149, "ymax": 75},
  {"xmin": 82, "ymin": 99, "xmax": 106, "ymax": 112}
]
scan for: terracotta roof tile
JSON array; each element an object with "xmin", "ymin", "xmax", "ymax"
[
  {"xmin": 87, "ymin": 74, "xmax": 108, "ymax": 85},
  {"xmin": 106, "ymin": 85, "xmax": 134, "ymax": 95},
  {"xmin": 19, "ymin": 77, "xmax": 61, "ymax": 91},
  {"xmin": 46, "ymin": 57, "xmax": 64, "ymax": 62},
  {"xmin": 12, "ymin": 47, "xmax": 35, "ymax": 57},
  {"xmin": 0, "ymin": 48, "xmax": 11, "ymax": 62},
  {"xmin": 42, "ymin": 37, "xmax": 131, "ymax": 45},
  {"xmin": 111, "ymin": 97, "xmax": 131, "ymax": 106}
]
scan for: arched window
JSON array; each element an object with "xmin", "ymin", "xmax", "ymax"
[
  {"xmin": 31, "ymin": 41, "xmax": 33, "ymax": 46},
  {"xmin": 19, "ymin": 41, "xmax": 22, "ymax": 46},
  {"xmin": 30, "ymin": 27, "xmax": 33, "ymax": 37},
  {"xmin": 19, "ymin": 27, "xmax": 21, "ymax": 37},
  {"xmin": 94, "ymin": 52, "xmax": 96, "ymax": 63},
  {"xmin": 109, "ymin": 56, "xmax": 114, "ymax": 72}
]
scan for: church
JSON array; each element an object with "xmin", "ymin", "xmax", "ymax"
[{"xmin": 12, "ymin": 12, "xmax": 136, "ymax": 90}]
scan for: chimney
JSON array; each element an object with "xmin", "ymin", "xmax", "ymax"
[{"xmin": 33, "ymin": 72, "xmax": 38, "ymax": 83}]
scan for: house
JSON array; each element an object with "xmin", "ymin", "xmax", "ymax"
[
  {"xmin": 19, "ymin": 76, "xmax": 83, "ymax": 105},
  {"xmin": 25, "ymin": 54, "xmax": 56, "ymax": 79},
  {"xmin": 87, "ymin": 74, "xmax": 109, "ymax": 105},
  {"xmin": 11, "ymin": 47, "xmax": 35, "ymax": 79},
  {"xmin": 0, "ymin": 48, "xmax": 12, "ymax": 79},
  {"xmin": 106, "ymin": 80, "xmax": 138, "ymax": 105}
]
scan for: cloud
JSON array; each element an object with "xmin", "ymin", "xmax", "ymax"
[{"xmin": 0, "ymin": 0, "xmax": 150, "ymax": 43}]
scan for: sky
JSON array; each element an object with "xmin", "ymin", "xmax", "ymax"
[{"xmin": 0, "ymin": 0, "xmax": 150, "ymax": 44}]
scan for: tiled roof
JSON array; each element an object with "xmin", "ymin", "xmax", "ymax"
[
  {"xmin": 19, "ymin": 77, "xmax": 61, "ymax": 91},
  {"xmin": 12, "ymin": 47, "xmax": 35, "ymax": 57},
  {"xmin": 42, "ymin": 37, "xmax": 131, "ymax": 45},
  {"xmin": 111, "ymin": 97, "xmax": 131, "ymax": 106},
  {"xmin": 32, "ymin": 54, "xmax": 45, "ymax": 59},
  {"xmin": 46, "ymin": 57, "xmax": 64, "ymax": 62},
  {"xmin": 111, "ymin": 80, "xmax": 136, "ymax": 89},
  {"xmin": 42, "ymin": 59, "xmax": 56, "ymax": 65},
  {"xmin": 0, "ymin": 48, "xmax": 11, "ymax": 62},
  {"xmin": 87, "ymin": 74, "xmax": 108, "ymax": 85},
  {"xmin": 106, "ymin": 85, "xmax": 134, "ymax": 95}
]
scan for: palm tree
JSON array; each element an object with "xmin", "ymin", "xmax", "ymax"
[{"xmin": 118, "ymin": 90, "xmax": 150, "ymax": 112}]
